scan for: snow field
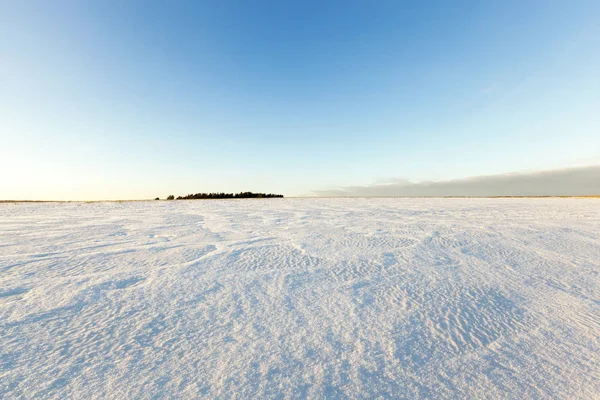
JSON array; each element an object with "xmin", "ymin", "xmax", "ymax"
[{"xmin": 0, "ymin": 198, "xmax": 599, "ymax": 398}]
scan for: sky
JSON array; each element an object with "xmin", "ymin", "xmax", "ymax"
[{"xmin": 1, "ymin": 1, "xmax": 599, "ymax": 200}]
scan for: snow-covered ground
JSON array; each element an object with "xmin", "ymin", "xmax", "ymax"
[{"xmin": 1, "ymin": 198, "xmax": 599, "ymax": 399}]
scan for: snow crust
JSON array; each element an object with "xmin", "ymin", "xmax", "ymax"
[{"xmin": 1, "ymin": 198, "xmax": 599, "ymax": 398}]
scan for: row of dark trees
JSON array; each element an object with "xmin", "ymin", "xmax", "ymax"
[{"xmin": 161, "ymin": 192, "xmax": 283, "ymax": 200}]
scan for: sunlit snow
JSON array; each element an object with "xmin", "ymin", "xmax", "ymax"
[{"xmin": 1, "ymin": 199, "xmax": 599, "ymax": 398}]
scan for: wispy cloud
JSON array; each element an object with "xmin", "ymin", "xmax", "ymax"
[
  {"xmin": 312, "ymin": 165, "xmax": 600, "ymax": 197},
  {"xmin": 481, "ymin": 81, "xmax": 501, "ymax": 94}
]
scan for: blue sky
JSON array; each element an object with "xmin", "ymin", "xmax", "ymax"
[{"xmin": 1, "ymin": 1, "xmax": 599, "ymax": 199}]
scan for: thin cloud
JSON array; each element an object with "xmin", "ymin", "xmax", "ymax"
[
  {"xmin": 482, "ymin": 82, "xmax": 501, "ymax": 94},
  {"xmin": 312, "ymin": 165, "xmax": 600, "ymax": 197}
]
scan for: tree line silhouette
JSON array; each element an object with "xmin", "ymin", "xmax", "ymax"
[{"xmin": 162, "ymin": 192, "xmax": 283, "ymax": 200}]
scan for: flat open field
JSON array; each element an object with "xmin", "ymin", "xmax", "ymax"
[{"xmin": 1, "ymin": 199, "xmax": 599, "ymax": 399}]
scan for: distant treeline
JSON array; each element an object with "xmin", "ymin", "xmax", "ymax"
[{"xmin": 163, "ymin": 192, "xmax": 283, "ymax": 200}]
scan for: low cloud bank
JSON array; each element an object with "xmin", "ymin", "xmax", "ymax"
[{"xmin": 313, "ymin": 165, "xmax": 600, "ymax": 197}]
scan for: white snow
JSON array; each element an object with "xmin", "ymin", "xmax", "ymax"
[{"xmin": 1, "ymin": 198, "xmax": 599, "ymax": 399}]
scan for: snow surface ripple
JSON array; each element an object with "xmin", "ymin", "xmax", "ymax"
[{"xmin": 0, "ymin": 198, "xmax": 599, "ymax": 399}]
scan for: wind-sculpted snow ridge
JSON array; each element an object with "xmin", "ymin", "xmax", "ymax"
[{"xmin": 1, "ymin": 199, "xmax": 599, "ymax": 399}]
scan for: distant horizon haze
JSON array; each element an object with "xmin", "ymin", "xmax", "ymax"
[{"xmin": 1, "ymin": 164, "xmax": 599, "ymax": 201}]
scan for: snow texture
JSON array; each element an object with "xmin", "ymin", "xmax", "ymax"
[{"xmin": 1, "ymin": 198, "xmax": 599, "ymax": 399}]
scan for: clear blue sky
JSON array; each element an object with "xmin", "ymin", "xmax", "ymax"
[{"xmin": 1, "ymin": 1, "xmax": 599, "ymax": 199}]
